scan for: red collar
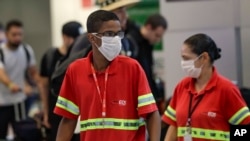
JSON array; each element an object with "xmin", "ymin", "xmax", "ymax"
[
  {"xmin": 186, "ymin": 67, "xmax": 219, "ymax": 95},
  {"xmin": 86, "ymin": 51, "xmax": 118, "ymax": 75}
]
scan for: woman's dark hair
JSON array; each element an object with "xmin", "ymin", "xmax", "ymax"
[{"xmin": 184, "ymin": 33, "xmax": 221, "ymax": 63}]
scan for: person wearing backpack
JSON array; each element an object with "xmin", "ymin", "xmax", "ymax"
[
  {"xmin": 39, "ymin": 21, "xmax": 83, "ymax": 141},
  {"xmin": 0, "ymin": 20, "xmax": 40, "ymax": 140}
]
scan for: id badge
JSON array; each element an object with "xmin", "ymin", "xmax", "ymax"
[
  {"xmin": 184, "ymin": 133, "xmax": 192, "ymax": 141},
  {"xmin": 184, "ymin": 126, "xmax": 192, "ymax": 141}
]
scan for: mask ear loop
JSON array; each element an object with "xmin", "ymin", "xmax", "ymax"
[
  {"xmin": 194, "ymin": 54, "xmax": 203, "ymax": 61},
  {"xmin": 194, "ymin": 54, "xmax": 204, "ymax": 68},
  {"xmin": 92, "ymin": 33, "xmax": 102, "ymax": 48}
]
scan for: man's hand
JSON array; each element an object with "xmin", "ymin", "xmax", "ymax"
[
  {"xmin": 43, "ymin": 113, "xmax": 51, "ymax": 128},
  {"xmin": 8, "ymin": 83, "xmax": 21, "ymax": 93}
]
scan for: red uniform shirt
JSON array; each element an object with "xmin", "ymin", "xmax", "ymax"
[
  {"xmin": 162, "ymin": 68, "xmax": 250, "ymax": 141},
  {"xmin": 54, "ymin": 52, "xmax": 158, "ymax": 141}
]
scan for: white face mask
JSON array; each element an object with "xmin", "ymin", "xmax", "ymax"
[
  {"xmin": 93, "ymin": 35, "xmax": 122, "ymax": 61},
  {"xmin": 181, "ymin": 55, "xmax": 203, "ymax": 78}
]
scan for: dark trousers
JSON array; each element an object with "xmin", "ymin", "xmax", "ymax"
[
  {"xmin": 0, "ymin": 105, "xmax": 15, "ymax": 139},
  {"xmin": 0, "ymin": 101, "xmax": 27, "ymax": 140}
]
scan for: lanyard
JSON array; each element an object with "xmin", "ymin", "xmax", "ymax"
[
  {"xmin": 91, "ymin": 64, "xmax": 109, "ymax": 118},
  {"xmin": 187, "ymin": 93, "xmax": 204, "ymax": 126}
]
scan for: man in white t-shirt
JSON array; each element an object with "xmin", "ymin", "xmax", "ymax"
[{"xmin": 0, "ymin": 20, "xmax": 40, "ymax": 140}]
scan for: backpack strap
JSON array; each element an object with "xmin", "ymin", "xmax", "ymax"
[
  {"xmin": 22, "ymin": 44, "xmax": 31, "ymax": 67},
  {"xmin": 46, "ymin": 47, "xmax": 57, "ymax": 75},
  {"xmin": 0, "ymin": 48, "xmax": 4, "ymax": 64},
  {"xmin": 126, "ymin": 34, "xmax": 139, "ymax": 59}
]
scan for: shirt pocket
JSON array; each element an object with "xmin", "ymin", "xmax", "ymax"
[{"xmin": 200, "ymin": 111, "xmax": 226, "ymax": 126}]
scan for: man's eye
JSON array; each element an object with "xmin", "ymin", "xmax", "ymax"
[{"xmin": 106, "ymin": 32, "xmax": 114, "ymax": 36}]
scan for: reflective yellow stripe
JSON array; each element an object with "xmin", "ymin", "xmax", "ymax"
[
  {"xmin": 80, "ymin": 118, "xmax": 145, "ymax": 131},
  {"xmin": 56, "ymin": 96, "xmax": 79, "ymax": 115},
  {"xmin": 138, "ymin": 93, "xmax": 155, "ymax": 107},
  {"xmin": 164, "ymin": 106, "xmax": 176, "ymax": 121},
  {"xmin": 229, "ymin": 107, "xmax": 250, "ymax": 125},
  {"xmin": 178, "ymin": 127, "xmax": 229, "ymax": 141}
]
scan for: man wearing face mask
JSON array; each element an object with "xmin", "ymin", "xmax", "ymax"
[
  {"xmin": 0, "ymin": 20, "xmax": 41, "ymax": 140},
  {"xmin": 162, "ymin": 33, "xmax": 250, "ymax": 141},
  {"xmin": 49, "ymin": 0, "xmax": 140, "ymax": 106},
  {"xmin": 54, "ymin": 10, "xmax": 161, "ymax": 141},
  {"xmin": 69, "ymin": 0, "xmax": 140, "ymax": 58}
]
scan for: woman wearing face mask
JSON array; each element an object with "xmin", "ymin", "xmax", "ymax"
[{"xmin": 162, "ymin": 33, "xmax": 250, "ymax": 141}]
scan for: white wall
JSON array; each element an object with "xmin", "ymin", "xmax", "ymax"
[
  {"xmin": 50, "ymin": 0, "xmax": 99, "ymax": 47},
  {"xmin": 160, "ymin": 0, "xmax": 245, "ymax": 98},
  {"xmin": 240, "ymin": 0, "xmax": 250, "ymax": 87}
]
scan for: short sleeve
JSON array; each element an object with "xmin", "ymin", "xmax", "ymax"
[
  {"xmin": 25, "ymin": 45, "xmax": 36, "ymax": 66},
  {"xmin": 40, "ymin": 53, "xmax": 49, "ymax": 77},
  {"xmin": 162, "ymin": 85, "xmax": 179, "ymax": 126},
  {"xmin": 224, "ymin": 86, "xmax": 250, "ymax": 125},
  {"xmin": 54, "ymin": 66, "xmax": 79, "ymax": 119},
  {"xmin": 0, "ymin": 48, "xmax": 4, "ymax": 69},
  {"xmin": 136, "ymin": 62, "xmax": 158, "ymax": 117}
]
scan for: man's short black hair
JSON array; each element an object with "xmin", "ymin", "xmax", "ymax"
[
  {"xmin": 145, "ymin": 14, "xmax": 168, "ymax": 30},
  {"xmin": 6, "ymin": 20, "xmax": 23, "ymax": 31},
  {"xmin": 87, "ymin": 10, "xmax": 120, "ymax": 33},
  {"xmin": 62, "ymin": 21, "xmax": 83, "ymax": 39}
]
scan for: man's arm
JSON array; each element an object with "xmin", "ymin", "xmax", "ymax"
[
  {"xmin": 27, "ymin": 66, "xmax": 50, "ymax": 127},
  {"xmin": 56, "ymin": 117, "xmax": 77, "ymax": 141},
  {"xmin": 146, "ymin": 111, "xmax": 161, "ymax": 141},
  {"xmin": 0, "ymin": 67, "xmax": 20, "ymax": 93},
  {"xmin": 39, "ymin": 76, "xmax": 50, "ymax": 127},
  {"xmin": 164, "ymin": 125, "xmax": 177, "ymax": 141}
]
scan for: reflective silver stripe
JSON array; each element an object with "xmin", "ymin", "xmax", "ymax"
[
  {"xmin": 21, "ymin": 101, "xmax": 26, "ymax": 120},
  {"xmin": 178, "ymin": 127, "xmax": 229, "ymax": 141},
  {"xmin": 138, "ymin": 93, "xmax": 155, "ymax": 107},
  {"xmin": 229, "ymin": 107, "xmax": 250, "ymax": 125},
  {"xmin": 14, "ymin": 103, "xmax": 20, "ymax": 122},
  {"xmin": 80, "ymin": 118, "xmax": 145, "ymax": 131},
  {"xmin": 56, "ymin": 96, "xmax": 79, "ymax": 115},
  {"xmin": 164, "ymin": 106, "xmax": 176, "ymax": 121}
]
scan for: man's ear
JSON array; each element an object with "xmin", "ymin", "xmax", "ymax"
[{"xmin": 87, "ymin": 33, "xmax": 94, "ymax": 43}]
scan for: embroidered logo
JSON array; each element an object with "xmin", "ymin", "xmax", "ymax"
[
  {"xmin": 207, "ymin": 112, "xmax": 216, "ymax": 118},
  {"xmin": 112, "ymin": 100, "xmax": 127, "ymax": 106},
  {"xmin": 118, "ymin": 100, "xmax": 126, "ymax": 106}
]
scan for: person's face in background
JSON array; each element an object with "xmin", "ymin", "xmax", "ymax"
[
  {"xmin": 145, "ymin": 25, "xmax": 166, "ymax": 45},
  {"xmin": 112, "ymin": 7, "xmax": 128, "ymax": 30},
  {"xmin": 0, "ymin": 30, "xmax": 6, "ymax": 43},
  {"xmin": 6, "ymin": 26, "xmax": 23, "ymax": 48},
  {"xmin": 62, "ymin": 35, "xmax": 74, "ymax": 48}
]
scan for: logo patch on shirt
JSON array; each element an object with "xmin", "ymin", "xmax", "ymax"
[
  {"xmin": 112, "ymin": 100, "xmax": 127, "ymax": 106},
  {"xmin": 118, "ymin": 100, "xmax": 126, "ymax": 106},
  {"xmin": 207, "ymin": 112, "xmax": 217, "ymax": 118}
]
